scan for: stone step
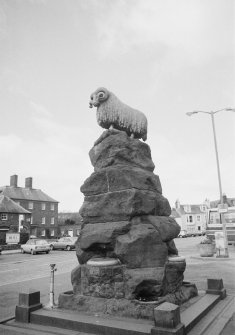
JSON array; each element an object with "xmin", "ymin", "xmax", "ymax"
[
  {"xmin": 30, "ymin": 308, "xmax": 154, "ymax": 335},
  {"xmin": 187, "ymin": 295, "xmax": 235, "ymax": 335},
  {"xmin": 181, "ymin": 294, "xmax": 221, "ymax": 333}
]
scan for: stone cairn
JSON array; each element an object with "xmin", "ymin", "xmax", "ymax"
[{"xmin": 59, "ymin": 89, "xmax": 197, "ymax": 319}]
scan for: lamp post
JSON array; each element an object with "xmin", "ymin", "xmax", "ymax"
[{"xmin": 186, "ymin": 108, "xmax": 235, "ymax": 257}]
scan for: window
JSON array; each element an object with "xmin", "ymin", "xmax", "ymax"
[
  {"xmin": 41, "ymin": 217, "xmax": 45, "ymax": 224},
  {"xmin": 198, "ymin": 226, "xmax": 201, "ymax": 231},
  {"xmin": 41, "ymin": 229, "xmax": 45, "ymax": 236},
  {"xmin": 28, "ymin": 202, "xmax": 33, "ymax": 210},
  {"xmin": 1, "ymin": 213, "xmax": 8, "ymax": 220},
  {"xmin": 51, "ymin": 229, "xmax": 54, "ymax": 236},
  {"xmin": 187, "ymin": 215, "xmax": 193, "ymax": 223},
  {"xmin": 197, "ymin": 215, "xmax": 201, "ymax": 222},
  {"xmin": 50, "ymin": 203, "xmax": 55, "ymax": 211},
  {"xmin": 31, "ymin": 217, "xmax": 33, "ymax": 225},
  {"xmin": 41, "ymin": 203, "xmax": 46, "ymax": 210},
  {"xmin": 50, "ymin": 217, "xmax": 54, "ymax": 225}
]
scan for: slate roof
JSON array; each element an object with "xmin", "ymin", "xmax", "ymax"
[
  {"xmin": 0, "ymin": 195, "xmax": 31, "ymax": 214},
  {"xmin": 171, "ymin": 208, "xmax": 181, "ymax": 218},
  {"xmin": 0, "ymin": 186, "xmax": 58, "ymax": 203},
  {"xmin": 175, "ymin": 205, "xmax": 206, "ymax": 215}
]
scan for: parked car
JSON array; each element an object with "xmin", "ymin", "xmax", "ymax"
[
  {"xmin": 21, "ymin": 239, "xmax": 50, "ymax": 255},
  {"xmin": 50, "ymin": 237, "xmax": 77, "ymax": 251},
  {"xmin": 178, "ymin": 230, "xmax": 187, "ymax": 238},
  {"xmin": 0, "ymin": 245, "xmax": 2, "ymax": 254}
]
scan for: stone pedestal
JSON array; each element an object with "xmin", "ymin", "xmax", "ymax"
[{"xmin": 63, "ymin": 129, "xmax": 197, "ymax": 319}]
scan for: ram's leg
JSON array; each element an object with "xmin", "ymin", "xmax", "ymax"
[
  {"xmin": 109, "ymin": 124, "xmax": 114, "ymax": 130},
  {"xmin": 130, "ymin": 133, "xmax": 135, "ymax": 139}
]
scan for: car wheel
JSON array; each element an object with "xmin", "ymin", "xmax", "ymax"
[
  {"xmin": 66, "ymin": 245, "xmax": 71, "ymax": 251},
  {"xmin": 46, "ymin": 250, "xmax": 50, "ymax": 254},
  {"xmin": 31, "ymin": 249, "xmax": 36, "ymax": 255},
  {"xmin": 21, "ymin": 248, "xmax": 25, "ymax": 254}
]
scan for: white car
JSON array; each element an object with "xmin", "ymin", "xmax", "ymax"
[{"xmin": 21, "ymin": 239, "xmax": 51, "ymax": 255}]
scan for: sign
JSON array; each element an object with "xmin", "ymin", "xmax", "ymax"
[
  {"xmin": 6, "ymin": 233, "xmax": 20, "ymax": 245},
  {"xmin": 214, "ymin": 231, "xmax": 225, "ymax": 249},
  {"xmin": 218, "ymin": 204, "xmax": 228, "ymax": 213}
]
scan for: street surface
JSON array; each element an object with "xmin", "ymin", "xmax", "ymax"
[
  {"xmin": 175, "ymin": 236, "xmax": 235, "ymax": 295},
  {"xmin": 0, "ymin": 237, "xmax": 234, "ymax": 322},
  {"xmin": 0, "ymin": 250, "xmax": 78, "ymax": 320}
]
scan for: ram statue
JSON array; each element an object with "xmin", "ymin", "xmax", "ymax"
[{"xmin": 89, "ymin": 87, "xmax": 147, "ymax": 141}]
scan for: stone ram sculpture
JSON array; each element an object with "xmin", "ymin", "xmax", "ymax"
[{"xmin": 89, "ymin": 87, "xmax": 148, "ymax": 141}]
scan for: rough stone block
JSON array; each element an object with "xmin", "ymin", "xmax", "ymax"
[
  {"xmin": 71, "ymin": 265, "xmax": 82, "ymax": 294},
  {"xmin": 81, "ymin": 167, "xmax": 162, "ymax": 196},
  {"xmin": 79, "ymin": 189, "xmax": 167, "ymax": 224},
  {"xmin": 124, "ymin": 267, "xmax": 165, "ymax": 300},
  {"xmin": 131, "ymin": 215, "xmax": 180, "ymax": 242},
  {"xmin": 153, "ymin": 302, "xmax": 181, "ymax": 328},
  {"xmin": 165, "ymin": 258, "xmax": 186, "ymax": 293},
  {"xmin": 89, "ymin": 130, "xmax": 155, "ymax": 171},
  {"xmin": 206, "ymin": 278, "xmax": 226, "ymax": 299},
  {"xmin": 115, "ymin": 223, "xmax": 168, "ymax": 268},
  {"xmin": 79, "ymin": 221, "xmax": 131, "ymax": 250}
]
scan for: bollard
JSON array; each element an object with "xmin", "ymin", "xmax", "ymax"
[{"xmin": 49, "ymin": 263, "xmax": 57, "ymax": 308}]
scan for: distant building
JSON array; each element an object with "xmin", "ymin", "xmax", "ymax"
[
  {"xmin": 209, "ymin": 194, "xmax": 235, "ymax": 208},
  {"xmin": 58, "ymin": 212, "xmax": 82, "ymax": 237},
  {"xmin": 171, "ymin": 199, "xmax": 208, "ymax": 234},
  {"xmin": 0, "ymin": 194, "xmax": 32, "ymax": 243},
  {"xmin": 0, "ymin": 175, "xmax": 59, "ymax": 239}
]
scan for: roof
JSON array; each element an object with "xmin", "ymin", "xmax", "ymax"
[
  {"xmin": 171, "ymin": 208, "xmax": 181, "ymax": 218},
  {"xmin": 175, "ymin": 204, "xmax": 206, "ymax": 215},
  {"xmin": 0, "ymin": 195, "xmax": 31, "ymax": 214},
  {"xmin": 0, "ymin": 186, "xmax": 58, "ymax": 203}
]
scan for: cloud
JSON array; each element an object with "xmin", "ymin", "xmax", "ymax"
[{"xmin": 93, "ymin": 0, "xmax": 233, "ymax": 66}]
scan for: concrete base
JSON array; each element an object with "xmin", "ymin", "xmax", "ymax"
[
  {"xmin": 15, "ymin": 290, "xmax": 42, "ymax": 323},
  {"xmin": 10, "ymin": 279, "xmax": 231, "ymax": 335},
  {"xmin": 18, "ymin": 293, "xmax": 223, "ymax": 335}
]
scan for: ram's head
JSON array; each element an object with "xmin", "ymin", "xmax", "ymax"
[{"xmin": 89, "ymin": 87, "xmax": 109, "ymax": 108}]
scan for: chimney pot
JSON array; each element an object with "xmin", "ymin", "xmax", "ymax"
[
  {"xmin": 10, "ymin": 175, "xmax": 18, "ymax": 187},
  {"xmin": 25, "ymin": 177, "xmax": 33, "ymax": 189}
]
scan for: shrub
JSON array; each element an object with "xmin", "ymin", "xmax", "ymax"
[{"xmin": 200, "ymin": 237, "xmax": 212, "ymax": 244}]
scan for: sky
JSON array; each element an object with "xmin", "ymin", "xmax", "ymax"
[{"xmin": 0, "ymin": 0, "xmax": 234, "ymax": 211}]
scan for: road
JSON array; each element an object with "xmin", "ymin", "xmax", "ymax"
[
  {"xmin": 0, "ymin": 237, "xmax": 234, "ymax": 322},
  {"xmin": 175, "ymin": 236, "xmax": 235, "ymax": 295},
  {"xmin": 0, "ymin": 250, "xmax": 78, "ymax": 320}
]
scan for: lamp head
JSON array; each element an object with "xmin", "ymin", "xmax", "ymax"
[{"xmin": 186, "ymin": 111, "xmax": 198, "ymax": 116}]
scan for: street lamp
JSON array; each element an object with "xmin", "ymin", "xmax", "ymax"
[{"xmin": 186, "ymin": 108, "xmax": 235, "ymax": 257}]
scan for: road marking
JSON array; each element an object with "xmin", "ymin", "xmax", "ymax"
[{"xmin": 0, "ymin": 269, "xmax": 72, "ymax": 287}]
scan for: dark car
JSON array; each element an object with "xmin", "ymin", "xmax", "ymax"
[{"xmin": 50, "ymin": 237, "xmax": 77, "ymax": 251}]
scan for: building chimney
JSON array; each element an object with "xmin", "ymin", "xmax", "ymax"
[
  {"xmin": 25, "ymin": 177, "xmax": 33, "ymax": 189},
  {"xmin": 175, "ymin": 199, "xmax": 180, "ymax": 209},
  {"xmin": 10, "ymin": 175, "xmax": 18, "ymax": 187}
]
